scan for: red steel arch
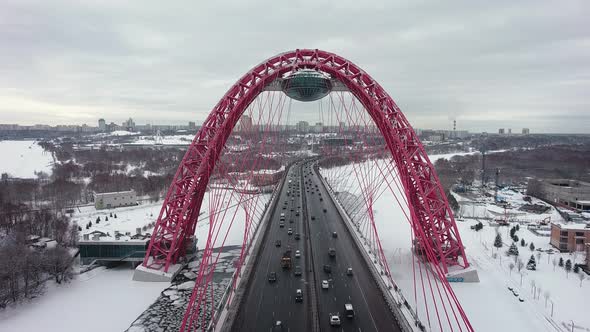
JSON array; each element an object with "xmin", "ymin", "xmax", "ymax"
[{"xmin": 143, "ymin": 48, "xmax": 469, "ymax": 275}]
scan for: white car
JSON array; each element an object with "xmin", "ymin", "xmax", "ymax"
[
  {"xmin": 329, "ymin": 313, "xmax": 341, "ymax": 326},
  {"xmin": 295, "ymin": 250, "xmax": 301, "ymax": 258},
  {"xmin": 322, "ymin": 280, "xmax": 329, "ymax": 289}
]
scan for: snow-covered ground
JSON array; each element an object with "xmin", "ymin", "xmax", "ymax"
[
  {"xmin": 0, "ymin": 266, "xmax": 166, "ymax": 332},
  {"xmin": 0, "ymin": 140, "xmax": 53, "ymax": 178}
]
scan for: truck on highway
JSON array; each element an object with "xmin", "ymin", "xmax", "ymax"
[{"xmin": 281, "ymin": 248, "xmax": 292, "ymax": 269}]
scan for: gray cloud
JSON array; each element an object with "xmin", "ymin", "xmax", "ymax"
[{"xmin": 0, "ymin": 0, "xmax": 588, "ymax": 133}]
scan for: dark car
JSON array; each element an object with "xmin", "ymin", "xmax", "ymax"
[
  {"xmin": 294, "ymin": 233, "xmax": 301, "ymax": 240},
  {"xmin": 294, "ymin": 266, "xmax": 302, "ymax": 276},
  {"xmin": 323, "ymin": 264, "xmax": 331, "ymax": 273},
  {"xmin": 268, "ymin": 272, "xmax": 277, "ymax": 282},
  {"xmin": 332, "ymin": 232, "xmax": 337, "ymax": 238},
  {"xmin": 311, "ymin": 216, "xmax": 316, "ymax": 220},
  {"xmin": 275, "ymin": 240, "xmax": 281, "ymax": 247},
  {"xmin": 295, "ymin": 289, "xmax": 303, "ymax": 302}
]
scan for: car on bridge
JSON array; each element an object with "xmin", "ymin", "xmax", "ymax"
[
  {"xmin": 275, "ymin": 240, "xmax": 281, "ymax": 247},
  {"xmin": 311, "ymin": 216, "xmax": 316, "ymax": 220},
  {"xmin": 279, "ymin": 222, "xmax": 284, "ymax": 228},
  {"xmin": 287, "ymin": 228, "xmax": 293, "ymax": 235},
  {"xmin": 332, "ymin": 232, "xmax": 337, "ymax": 238},
  {"xmin": 323, "ymin": 264, "xmax": 331, "ymax": 273},
  {"xmin": 295, "ymin": 289, "xmax": 303, "ymax": 302},
  {"xmin": 295, "ymin": 250, "xmax": 301, "ymax": 258},
  {"xmin": 329, "ymin": 313, "xmax": 341, "ymax": 326},
  {"xmin": 328, "ymin": 248, "xmax": 336, "ymax": 257},
  {"xmin": 345, "ymin": 303, "xmax": 355, "ymax": 318},
  {"xmin": 346, "ymin": 267, "xmax": 353, "ymax": 276},
  {"xmin": 323, "ymin": 208, "xmax": 327, "ymax": 213},
  {"xmin": 321, "ymin": 280, "xmax": 329, "ymax": 289},
  {"xmin": 268, "ymin": 272, "xmax": 277, "ymax": 282},
  {"xmin": 273, "ymin": 320, "xmax": 283, "ymax": 331},
  {"xmin": 294, "ymin": 233, "xmax": 300, "ymax": 240},
  {"xmin": 294, "ymin": 266, "xmax": 302, "ymax": 276}
]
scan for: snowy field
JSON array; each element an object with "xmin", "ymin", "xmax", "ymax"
[
  {"xmin": 72, "ymin": 190, "xmax": 269, "ymax": 248},
  {"xmin": 0, "ymin": 140, "xmax": 53, "ymax": 178},
  {"xmin": 0, "ymin": 266, "xmax": 166, "ymax": 332},
  {"xmin": 321, "ymin": 153, "xmax": 589, "ymax": 332}
]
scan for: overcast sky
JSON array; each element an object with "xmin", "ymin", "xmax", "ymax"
[{"xmin": 1, "ymin": 0, "xmax": 589, "ymax": 133}]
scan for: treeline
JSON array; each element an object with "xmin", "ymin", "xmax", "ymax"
[
  {"xmin": 0, "ymin": 206, "xmax": 78, "ymax": 307},
  {"xmin": 434, "ymin": 144, "xmax": 590, "ymax": 190}
]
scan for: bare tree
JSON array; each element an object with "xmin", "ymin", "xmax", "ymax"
[
  {"xmin": 43, "ymin": 246, "xmax": 73, "ymax": 284},
  {"xmin": 552, "ymin": 257, "xmax": 557, "ymax": 271},
  {"xmin": 544, "ymin": 290, "xmax": 550, "ymax": 307},
  {"xmin": 68, "ymin": 222, "xmax": 79, "ymax": 247},
  {"xmin": 517, "ymin": 258, "xmax": 524, "ymax": 273},
  {"xmin": 509, "ymin": 262, "xmax": 515, "ymax": 276},
  {"xmin": 579, "ymin": 272, "xmax": 586, "ymax": 287}
]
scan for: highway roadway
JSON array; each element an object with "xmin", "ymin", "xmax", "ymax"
[
  {"xmin": 232, "ymin": 162, "xmax": 311, "ymax": 332},
  {"xmin": 303, "ymin": 161, "xmax": 402, "ymax": 331},
  {"xmin": 231, "ymin": 160, "xmax": 401, "ymax": 331}
]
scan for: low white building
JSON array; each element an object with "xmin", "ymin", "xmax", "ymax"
[{"xmin": 94, "ymin": 190, "xmax": 137, "ymax": 210}]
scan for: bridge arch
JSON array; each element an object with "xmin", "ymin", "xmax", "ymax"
[{"xmin": 142, "ymin": 49, "xmax": 472, "ymax": 331}]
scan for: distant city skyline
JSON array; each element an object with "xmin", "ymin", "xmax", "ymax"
[{"xmin": 1, "ymin": 1, "xmax": 589, "ymax": 134}]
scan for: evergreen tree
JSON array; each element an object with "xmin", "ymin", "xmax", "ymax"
[
  {"xmin": 520, "ymin": 238, "xmax": 526, "ymax": 247},
  {"xmin": 529, "ymin": 242, "xmax": 535, "ymax": 251},
  {"xmin": 494, "ymin": 233, "xmax": 503, "ymax": 248},
  {"xmin": 508, "ymin": 243, "xmax": 519, "ymax": 256},
  {"xmin": 565, "ymin": 259, "xmax": 572, "ymax": 273},
  {"xmin": 559, "ymin": 257, "xmax": 564, "ymax": 267},
  {"xmin": 510, "ymin": 227, "xmax": 516, "ymax": 237},
  {"xmin": 515, "ymin": 224, "xmax": 520, "ymax": 231},
  {"xmin": 96, "ymin": 216, "xmax": 100, "ymax": 222},
  {"xmin": 574, "ymin": 265, "xmax": 580, "ymax": 273},
  {"xmin": 526, "ymin": 255, "xmax": 536, "ymax": 270},
  {"xmin": 88, "ymin": 221, "xmax": 92, "ymax": 228},
  {"xmin": 78, "ymin": 226, "xmax": 82, "ymax": 232},
  {"xmin": 114, "ymin": 214, "xmax": 117, "ymax": 219},
  {"xmin": 110, "ymin": 212, "xmax": 113, "ymax": 217},
  {"xmin": 512, "ymin": 235, "xmax": 519, "ymax": 243},
  {"xmin": 105, "ymin": 216, "xmax": 109, "ymax": 221}
]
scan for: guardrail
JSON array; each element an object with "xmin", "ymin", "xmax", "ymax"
[{"xmin": 314, "ymin": 163, "xmax": 425, "ymax": 332}]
